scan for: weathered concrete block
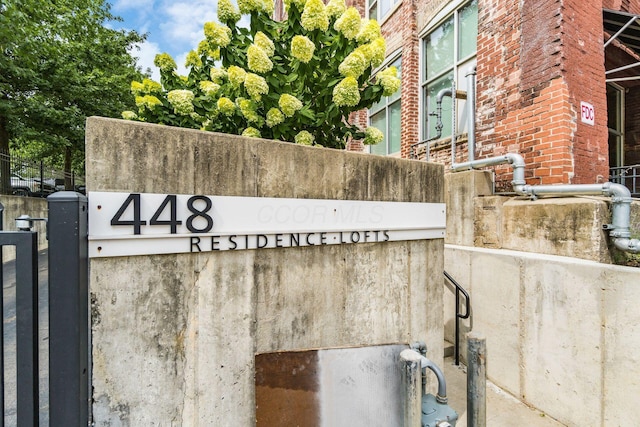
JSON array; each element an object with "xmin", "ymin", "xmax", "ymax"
[
  {"xmin": 0, "ymin": 195, "xmax": 48, "ymax": 261},
  {"xmin": 470, "ymin": 248, "xmax": 521, "ymax": 396},
  {"xmin": 502, "ymin": 197, "xmax": 612, "ymax": 262},
  {"xmin": 86, "ymin": 117, "xmax": 445, "ymax": 425},
  {"xmin": 445, "ymin": 170, "xmax": 493, "ymax": 246},
  {"xmin": 602, "ymin": 265, "xmax": 640, "ymax": 426},
  {"xmin": 473, "ymin": 196, "xmax": 506, "ymax": 248},
  {"xmin": 521, "ymin": 256, "xmax": 603, "ymax": 427}
]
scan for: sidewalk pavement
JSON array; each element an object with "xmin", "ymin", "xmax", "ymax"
[{"xmin": 442, "ymin": 356, "xmax": 566, "ymax": 427}]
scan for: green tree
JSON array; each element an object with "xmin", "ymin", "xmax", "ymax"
[
  {"xmin": 125, "ymin": 0, "xmax": 399, "ymax": 149},
  {"xmin": 0, "ymin": 0, "xmax": 145, "ymax": 191}
]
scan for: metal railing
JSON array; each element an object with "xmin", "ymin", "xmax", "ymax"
[
  {"xmin": 610, "ymin": 164, "xmax": 640, "ymax": 197},
  {"xmin": 444, "ymin": 271, "xmax": 470, "ymax": 366},
  {"xmin": 0, "ymin": 153, "xmax": 85, "ymax": 197}
]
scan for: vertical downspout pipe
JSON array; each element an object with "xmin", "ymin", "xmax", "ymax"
[{"xmin": 466, "ymin": 67, "xmax": 477, "ymax": 164}]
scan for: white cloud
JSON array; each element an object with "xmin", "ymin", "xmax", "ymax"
[
  {"xmin": 159, "ymin": 1, "xmax": 219, "ymax": 48},
  {"xmin": 130, "ymin": 39, "xmax": 161, "ymax": 81}
]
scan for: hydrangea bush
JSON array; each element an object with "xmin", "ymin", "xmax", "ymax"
[{"xmin": 123, "ymin": 0, "xmax": 399, "ymax": 148}]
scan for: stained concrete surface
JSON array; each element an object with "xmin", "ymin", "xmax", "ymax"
[{"xmin": 443, "ymin": 356, "xmax": 566, "ymax": 427}]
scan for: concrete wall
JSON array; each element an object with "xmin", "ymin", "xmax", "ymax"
[
  {"xmin": 443, "ymin": 170, "xmax": 640, "ymax": 426},
  {"xmin": 445, "ymin": 244, "xmax": 640, "ymax": 427},
  {"xmin": 0, "ymin": 195, "xmax": 48, "ymax": 261},
  {"xmin": 85, "ymin": 117, "xmax": 445, "ymax": 425}
]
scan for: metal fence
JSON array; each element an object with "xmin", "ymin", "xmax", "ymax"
[
  {"xmin": 1, "ymin": 194, "xmax": 89, "ymax": 427},
  {"xmin": 610, "ymin": 164, "xmax": 640, "ymax": 197},
  {"xmin": 1, "ymin": 153, "xmax": 85, "ymax": 198}
]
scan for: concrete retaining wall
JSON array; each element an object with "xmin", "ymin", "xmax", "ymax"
[
  {"xmin": 445, "ymin": 244, "xmax": 640, "ymax": 427},
  {"xmin": 0, "ymin": 196, "xmax": 48, "ymax": 261},
  {"xmin": 86, "ymin": 117, "xmax": 445, "ymax": 425}
]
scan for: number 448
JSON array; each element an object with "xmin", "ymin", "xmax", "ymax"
[{"xmin": 110, "ymin": 193, "xmax": 214, "ymax": 235}]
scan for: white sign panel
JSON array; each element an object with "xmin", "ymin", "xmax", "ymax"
[
  {"xmin": 88, "ymin": 191, "xmax": 446, "ymax": 258},
  {"xmin": 580, "ymin": 101, "xmax": 594, "ymax": 125}
]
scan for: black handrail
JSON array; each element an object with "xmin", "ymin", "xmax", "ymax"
[{"xmin": 444, "ymin": 271, "xmax": 470, "ymax": 366}]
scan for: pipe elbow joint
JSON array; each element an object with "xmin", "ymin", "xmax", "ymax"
[
  {"xmin": 612, "ymin": 237, "xmax": 640, "ymax": 254},
  {"xmin": 604, "ymin": 182, "xmax": 632, "ymax": 200},
  {"xmin": 436, "ymin": 88, "xmax": 453, "ymax": 103}
]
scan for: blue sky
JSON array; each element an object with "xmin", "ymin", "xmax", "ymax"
[{"xmin": 107, "ymin": 0, "xmax": 223, "ymax": 80}]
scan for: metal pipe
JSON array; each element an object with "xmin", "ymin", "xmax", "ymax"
[
  {"xmin": 467, "ymin": 68, "xmax": 477, "ymax": 164},
  {"xmin": 400, "ymin": 349, "xmax": 425, "ymax": 427},
  {"xmin": 451, "ymin": 153, "xmax": 640, "ymax": 253},
  {"xmin": 400, "ymin": 349, "xmax": 449, "ymax": 404},
  {"xmin": 467, "ymin": 332, "xmax": 486, "ymax": 427},
  {"xmin": 451, "ymin": 81, "xmax": 457, "ymax": 165}
]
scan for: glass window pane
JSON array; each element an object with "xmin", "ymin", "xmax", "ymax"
[
  {"xmin": 458, "ymin": 0, "xmax": 478, "ymax": 60},
  {"xmin": 425, "ymin": 17, "xmax": 454, "ymax": 80},
  {"xmin": 369, "ymin": 2, "xmax": 377, "ymax": 20},
  {"xmin": 370, "ymin": 110, "xmax": 387, "ymax": 155},
  {"xmin": 388, "ymin": 100, "xmax": 401, "ymax": 153},
  {"xmin": 425, "ymin": 73, "xmax": 454, "ymax": 139}
]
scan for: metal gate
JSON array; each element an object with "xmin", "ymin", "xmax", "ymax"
[{"xmin": 0, "ymin": 192, "xmax": 89, "ymax": 427}]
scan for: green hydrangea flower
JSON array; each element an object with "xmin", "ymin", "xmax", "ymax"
[
  {"xmin": 200, "ymin": 81, "xmax": 221, "ymax": 97},
  {"xmin": 326, "ymin": 0, "xmax": 346, "ymax": 18},
  {"xmin": 338, "ymin": 49, "xmax": 368, "ymax": 77},
  {"xmin": 122, "ymin": 111, "xmax": 138, "ymax": 120},
  {"xmin": 218, "ymin": 0, "xmax": 241, "ymax": 23},
  {"xmin": 217, "ymin": 97, "xmax": 236, "ymax": 116},
  {"xmin": 135, "ymin": 95, "xmax": 163, "ymax": 111},
  {"xmin": 291, "ymin": 35, "xmax": 315, "ymax": 63},
  {"xmin": 236, "ymin": 97, "xmax": 264, "ymax": 125},
  {"xmin": 167, "ymin": 90, "xmax": 195, "ymax": 115},
  {"xmin": 210, "ymin": 67, "xmax": 228, "ymax": 84},
  {"xmin": 278, "ymin": 94, "xmax": 303, "ymax": 117},
  {"xmin": 228, "ymin": 66, "xmax": 247, "ymax": 87},
  {"xmin": 332, "ymin": 76, "xmax": 360, "ymax": 106},
  {"xmin": 130, "ymin": 81, "xmax": 144, "ymax": 95},
  {"xmin": 377, "ymin": 66, "xmax": 400, "ymax": 96},
  {"xmin": 334, "ymin": 7, "xmax": 361, "ymax": 40},
  {"xmin": 266, "ymin": 108, "xmax": 284, "ymax": 127},
  {"xmin": 301, "ymin": 0, "xmax": 329, "ymax": 32},
  {"xmin": 142, "ymin": 79, "xmax": 162, "ymax": 94},
  {"xmin": 238, "ymin": 0, "xmax": 266, "ymax": 14},
  {"xmin": 369, "ymin": 37, "xmax": 386, "ymax": 68},
  {"xmin": 244, "ymin": 73, "xmax": 269, "ymax": 101},
  {"xmin": 185, "ymin": 50, "xmax": 202, "ymax": 68},
  {"xmin": 254, "ymin": 32, "xmax": 275, "ymax": 56},
  {"xmin": 197, "ymin": 40, "xmax": 221, "ymax": 59},
  {"xmin": 204, "ymin": 21, "xmax": 231, "ymax": 48},
  {"xmin": 154, "ymin": 53, "xmax": 177, "ymax": 72},
  {"xmin": 357, "ymin": 19, "xmax": 381, "ymax": 44},
  {"xmin": 242, "ymin": 127, "xmax": 261, "ymax": 138},
  {"xmin": 247, "ymin": 44, "xmax": 273, "ymax": 73},
  {"xmin": 295, "ymin": 130, "xmax": 314, "ymax": 146},
  {"xmin": 364, "ymin": 126, "xmax": 384, "ymax": 145}
]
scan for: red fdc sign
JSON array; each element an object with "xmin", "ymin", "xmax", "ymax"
[{"xmin": 581, "ymin": 101, "xmax": 594, "ymax": 125}]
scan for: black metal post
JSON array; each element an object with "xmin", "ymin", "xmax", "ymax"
[
  {"xmin": 14, "ymin": 231, "xmax": 39, "ymax": 427},
  {"xmin": 0, "ymin": 202, "xmax": 4, "ymax": 427},
  {"xmin": 47, "ymin": 192, "xmax": 89, "ymax": 427}
]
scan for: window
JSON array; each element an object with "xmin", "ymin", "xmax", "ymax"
[
  {"xmin": 422, "ymin": 0, "xmax": 477, "ymax": 141},
  {"xmin": 368, "ymin": 0, "xmax": 400, "ymax": 22},
  {"xmin": 369, "ymin": 56, "xmax": 402, "ymax": 156}
]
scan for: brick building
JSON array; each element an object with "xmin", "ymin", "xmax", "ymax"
[{"xmin": 351, "ymin": 0, "xmax": 640, "ymax": 194}]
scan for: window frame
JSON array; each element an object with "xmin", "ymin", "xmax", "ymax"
[
  {"xmin": 420, "ymin": 0, "xmax": 477, "ymax": 142},
  {"xmin": 367, "ymin": 0, "xmax": 402, "ymax": 24}
]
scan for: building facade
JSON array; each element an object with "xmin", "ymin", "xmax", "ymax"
[{"xmin": 355, "ymin": 0, "xmax": 640, "ymax": 194}]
